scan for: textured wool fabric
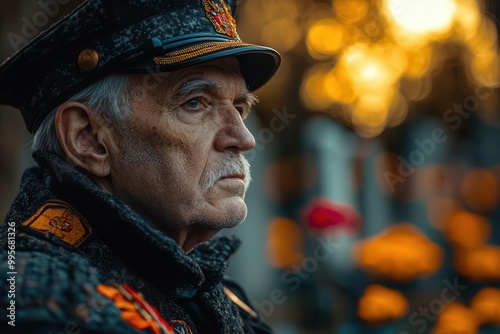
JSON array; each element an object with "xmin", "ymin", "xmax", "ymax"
[{"xmin": 0, "ymin": 151, "xmax": 272, "ymax": 333}]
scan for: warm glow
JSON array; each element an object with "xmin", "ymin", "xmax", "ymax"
[
  {"xmin": 455, "ymin": 246, "xmax": 500, "ymax": 280},
  {"xmin": 467, "ymin": 19, "xmax": 500, "ymax": 87},
  {"xmin": 266, "ymin": 217, "xmax": 305, "ymax": 269},
  {"xmin": 261, "ymin": 18, "xmax": 302, "ymax": 52},
  {"xmin": 307, "ymin": 19, "xmax": 345, "ymax": 57},
  {"xmin": 351, "ymin": 95, "xmax": 392, "ymax": 137},
  {"xmin": 460, "ymin": 168, "xmax": 499, "ymax": 212},
  {"xmin": 386, "ymin": 93, "xmax": 409, "ymax": 127},
  {"xmin": 384, "ymin": 0, "xmax": 457, "ymax": 38},
  {"xmin": 355, "ymin": 223, "xmax": 443, "ymax": 281},
  {"xmin": 301, "ymin": 63, "xmax": 334, "ymax": 110},
  {"xmin": 401, "ymin": 75, "xmax": 433, "ymax": 101},
  {"xmin": 470, "ymin": 287, "xmax": 500, "ymax": 325},
  {"xmin": 455, "ymin": 0, "xmax": 481, "ymax": 41},
  {"xmin": 403, "ymin": 46, "xmax": 433, "ymax": 77},
  {"xmin": 341, "ymin": 43, "xmax": 401, "ymax": 92},
  {"xmin": 361, "ymin": 62, "xmax": 385, "ymax": 82},
  {"xmin": 443, "ymin": 211, "xmax": 491, "ymax": 249},
  {"xmin": 333, "ymin": 0, "xmax": 369, "ymax": 24},
  {"xmin": 242, "ymin": 0, "xmax": 499, "ymax": 136},
  {"xmin": 323, "ymin": 67, "xmax": 356, "ymax": 104},
  {"xmin": 357, "ymin": 284, "xmax": 409, "ymax": 324},
  {"xmin": 257, "ymin": 0, "xmax": 302, "ymax": 23},
  {"xmin": 432, "ymin": 303, "xmax": 479, "ymax": 334}
]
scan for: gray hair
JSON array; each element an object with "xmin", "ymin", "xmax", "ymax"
[{"xmin": 31, "ymin": 75, "xmax": 133, "ymax": 155}]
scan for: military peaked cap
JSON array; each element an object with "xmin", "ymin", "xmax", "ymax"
[{"xmin": 0, "ymin": 0, "xmax": 281, "ymax": 133}]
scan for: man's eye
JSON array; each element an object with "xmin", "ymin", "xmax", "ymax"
[
  {"xmin": 235, "ymin": 105, "xmax": 246, "ymax": 115},
  {"xmin": 183, "ymin": 97, "xmax": 205, "ymax": 110}
]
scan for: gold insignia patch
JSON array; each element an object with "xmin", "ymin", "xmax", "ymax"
[
  {"xmin": 201, "ymin": 0, "xmax": 239, "ymax": 39},
  {"xmin": 22, "ymin": 200, "xmax": 92, "ymax": 247}
]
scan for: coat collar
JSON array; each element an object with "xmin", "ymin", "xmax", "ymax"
[{"xmin": 9, "ymin": 150, "xmax": 240, "ymax": 295}]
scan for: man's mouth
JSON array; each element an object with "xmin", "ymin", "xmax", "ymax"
[{"xmin": 220, "ymin": 173, "xmax": 245, "ymax": 181}]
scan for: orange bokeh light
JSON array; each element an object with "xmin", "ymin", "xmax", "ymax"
[
  {"xmin": 432, "ymin": 303, "xmax": 479, "ymax": 334},
  {"xmin": 357, "ymin": 284, "xmax": 409, "ymax": 324},
  {"xmin": 307, "ymin": 19, "xmax": 345, "ymax": 57},
  {"xmin": 266, "ymin": 217, "xmax": 305, "ymax": 269},
  {"xmin": 354, "ymin": 223, "xmax": 443, "ymax": 281},
  {"xmin": 333, "ymin": 0, "xmax": 369, "ymax": 24},
  {"xmin": 460, "ymin": 168, "xmax": 499, "ymax": 212},
  {"xmin": 454, "ymin": 246, "xmax": 500, "ymax": 281},
  {"xmin": 383, "ymin": 0, "xmax": 457, "ymax": 44},
  {"xmin": 443, "ymin": 211, "xmax": 491, "ymax": 249},
  {"xmin": 470, "ymin": 287, "xmax": 500, "ymax": 325}
]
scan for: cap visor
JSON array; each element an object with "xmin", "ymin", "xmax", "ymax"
[{"xmin": 122, "ymin": 39, "xmax": 281, "ymax": 91}]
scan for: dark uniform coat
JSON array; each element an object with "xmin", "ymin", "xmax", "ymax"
[{"xmin": 0, "ymin": 151, "xmax": 272, "ymax": 334}]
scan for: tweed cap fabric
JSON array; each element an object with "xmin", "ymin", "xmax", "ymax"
[{"xmin": 0, "ymin": 0, "xmax": 280, "ymax": 133}]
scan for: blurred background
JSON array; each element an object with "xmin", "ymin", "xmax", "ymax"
[{"xmin": 1, "ymin": 1, "xmax": 500, "ymax": 333}]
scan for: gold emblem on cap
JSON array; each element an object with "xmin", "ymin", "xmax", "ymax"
[
  {"xmin": 77, "ymin": 48, "xmax": 99, "ymax": 72},
  {"xmin": 202, "ymin": 0, "xmax": 239, "ymax": 39}
]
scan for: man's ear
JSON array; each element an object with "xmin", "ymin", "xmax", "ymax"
[{"xmin": 55, "ymin": 101, "xmax": 112, "ymax": 178}]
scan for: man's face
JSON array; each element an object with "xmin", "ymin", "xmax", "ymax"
[{"xmin": 107, "ymin": 57, "xmax": 256, "ymax": 251}]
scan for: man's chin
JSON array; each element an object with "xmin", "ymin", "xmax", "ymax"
[
  {"xmin": 201, "ymin": 186, "xmax": 248, "ymax": 224},
  {"xmin": 224, "ymin": 197, "xmax": 248, "ymax": 225},
  {"xmin": 206, "ymin": 197, "xmax": 247, "ymax": 229}
]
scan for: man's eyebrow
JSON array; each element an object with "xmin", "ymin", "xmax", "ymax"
[
  {"xmin": 237, "ymin": 91, "xmax": 259, "ymax": 108},
  {"xmin": 172, "ymin": 79, "xmax": 219, "ymax": 100},
  {"xmin": 171, "ymin": 78, "xmax": 259, "ymax": 109}
]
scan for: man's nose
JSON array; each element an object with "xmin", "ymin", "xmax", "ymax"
[{"xmin": 214, "ymin": 110, "xmax": 256, "ymax": 153}]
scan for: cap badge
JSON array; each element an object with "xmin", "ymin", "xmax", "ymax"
[{"xmin": 201, "ymin": 0, "xmax": 239, "ymax": 39}]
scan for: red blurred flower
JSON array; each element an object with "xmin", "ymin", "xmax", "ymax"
[{"xmin": 301, "ymin": 197, "xmax": 361, "ymax": 234}]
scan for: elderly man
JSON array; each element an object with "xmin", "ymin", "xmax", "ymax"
[{"xmin": 0, "ymin": 0, "xmax": 280, "ymax": 333}]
